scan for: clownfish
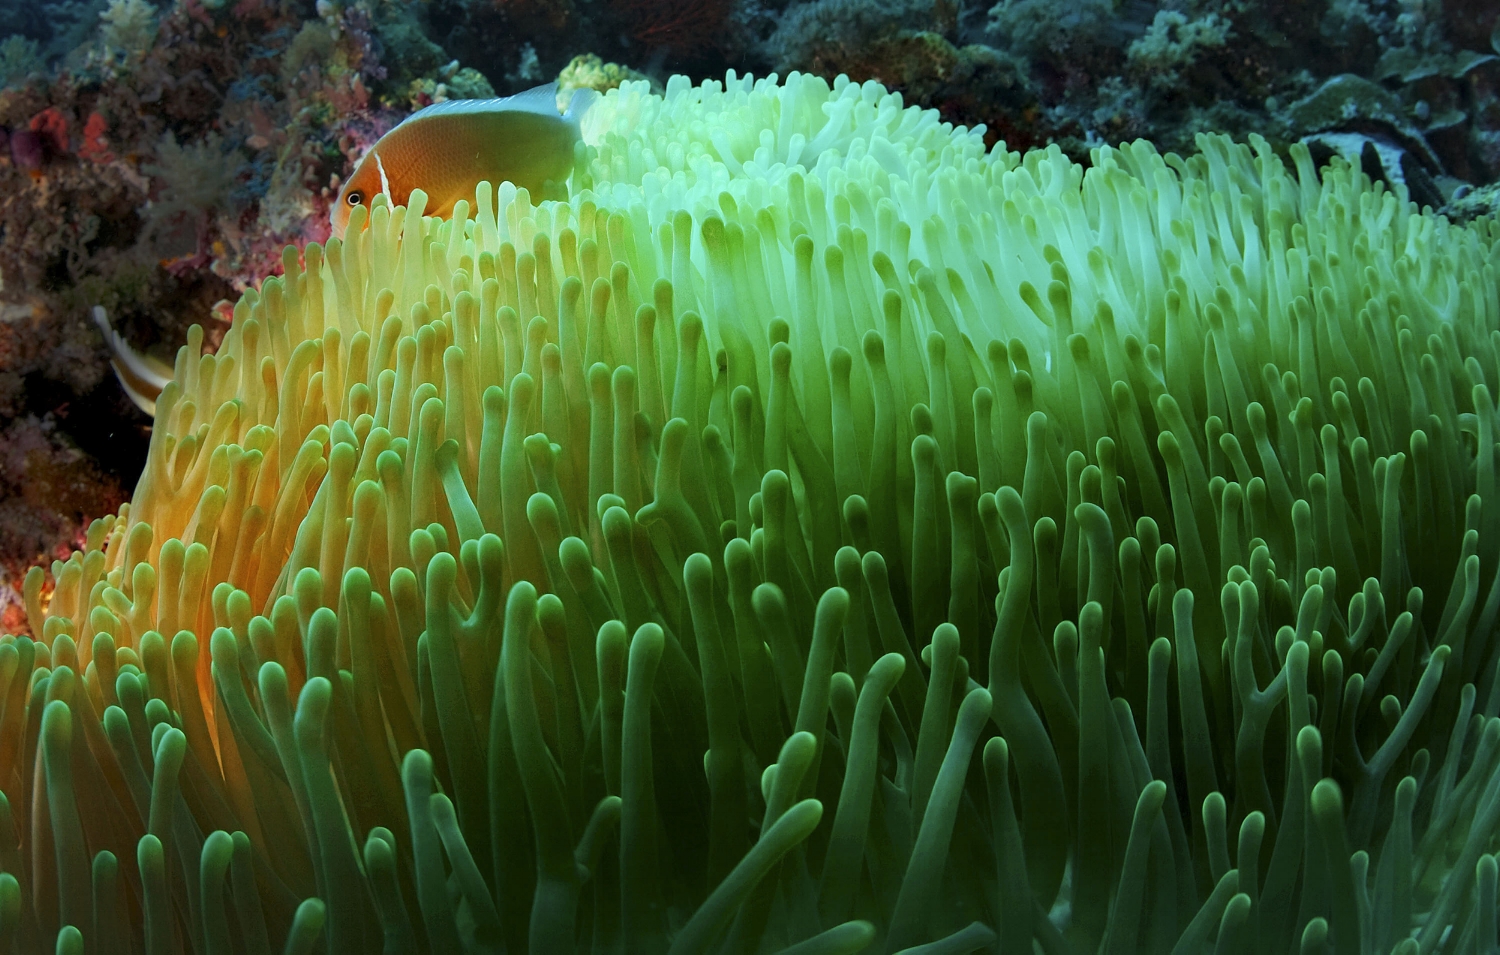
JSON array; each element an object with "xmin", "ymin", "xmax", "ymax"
[
  {"xmin": 330, "ymin": 81, "xmax": 599, "ymax": 238},
  {"xmin": 92, "ymin": 306, "xmax": 174, "ymax": 417}
]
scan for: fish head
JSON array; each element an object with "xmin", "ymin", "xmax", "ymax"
[{"xmin": 331, "ymin": 149, "xmax": 388, "ymax": 238}]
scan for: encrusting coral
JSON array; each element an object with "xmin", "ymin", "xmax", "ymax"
[{"xmin": 7, "ymin": 69, "xmax": 1500, "ymax": 953}]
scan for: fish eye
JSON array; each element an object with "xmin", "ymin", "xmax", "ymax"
[{"xmin": 346, "ymin": 191, "xmax": 363, "ymax": 206}]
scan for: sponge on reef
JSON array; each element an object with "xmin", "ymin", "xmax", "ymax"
[{"xmin": 11, "ymin": 69, "xmax": 1500, "ymax": 953}]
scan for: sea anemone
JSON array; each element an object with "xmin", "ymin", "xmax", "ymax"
[{"xmin": 9, "ymin": 70, "xmax": 1500, "ymax": 953}]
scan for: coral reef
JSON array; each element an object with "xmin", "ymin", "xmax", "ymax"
[
  {"xmin": 0, "ymin": 0, "xmax": 787, "ymax": 598},
  {"xmin": 1125, "ymin": 9, "xmax": 1231, "ymax": 94},
  {"xmin": 8, "ymin": 0, "xmax": 1500, "ymax": 613},
  {"xmin": 97, "ymin": 0, "xmax": 158, "ymax": 59},
  {"xmin": 1449, "ymin": 178, "xmax": 1500, "ymax": 218},
  {"xmin": 0, "ymin": 35, "xmax": 42, "ymax": 86},
  {"xmin": 613, "ymin": 0, "xmax": 736, "ymax": 60},
  {"xmin": 0, "ymin": 0, "xmax": 493, "ymax": 609},
  {"xmin": 754, "ymin": 0, "xmax": 1500, "ymax": 198},
  {"xmin": 556, "ymin": 52, "xmax": 657, "ymax": 106},
  {"xmin": 1, "ymin": 4, "xmax": 1500, "ymax": 919},
  {"xmin": 6, "ymin": 71, "xmax": 1500, "ymax": 953},
  {"xmin": 760, "ymin": 0, "xmax": 1028, "ymax": 149}
]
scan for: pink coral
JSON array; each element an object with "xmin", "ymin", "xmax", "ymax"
[
  {"xmin": 27, "ymin": 107, "xmax": 68, "ymax": 159},
  {"xmin": 78, "ymin": 113, "xmax": 113, "ymax": 163}
]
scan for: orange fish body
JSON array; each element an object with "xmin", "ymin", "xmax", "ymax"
[{"xmin": 331, "ymin": 82, "xmax": 597, "ymax": 238}]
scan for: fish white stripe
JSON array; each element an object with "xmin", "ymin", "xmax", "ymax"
[{"xmin": 374, "ymin": 151, "xmax": 392, "ymax": 202}]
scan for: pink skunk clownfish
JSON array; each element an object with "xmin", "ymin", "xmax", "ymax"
[
  {"xmin": 331, "ymin": 81, "xmax": 600, "ymax": 238},
  {"xmin": 92, "ymin": 306, "xmax": 175, "ymax": 417},
  {"xmin": 96, "ymin": 84, "xmax": 599, "ymax": 418}
]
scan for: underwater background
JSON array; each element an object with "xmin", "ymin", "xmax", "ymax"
[
  {"xmin": 0, "ymin": 0, "xmax": 1498, "ymax": 606},
  {"xmin": 1, "ymin": 2, "xmax": 1500, "ymax": 954}
]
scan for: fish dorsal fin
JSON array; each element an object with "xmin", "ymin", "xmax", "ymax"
[
  {"xmin": 564, "ymin": 86, "xmax": 601, "ymax": 123},
  {"xmin": 400, "ymin": 82, "xmax": 564, "ymax": 127},
  {"xmin": 505, "ymin": 81, "xmax": 567, "ymax": 116}
]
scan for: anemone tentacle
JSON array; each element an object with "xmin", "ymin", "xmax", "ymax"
[{"xmin": 9, "ymin": 70, "xmax": 1500, "ymax": 954}]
